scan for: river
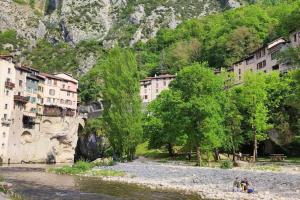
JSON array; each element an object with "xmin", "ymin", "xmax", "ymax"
[{"xmin": 0, "ymin": 165, "xmax": 202, "ymax": 200}]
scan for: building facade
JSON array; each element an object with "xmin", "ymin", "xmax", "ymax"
[
  {"xmin": 0, "ymin": 57, "xmax": 81, "ymax": 164},
  {"xmin": 140, "ymin": 74, "xmax": 176, "ymax": 104},
  {"xmin": 0, "ymin": 56, "xmax": 15, "ymax": 162},
  {"xmin": 232, "ymin": 30, "xmax": 300, "ymax": 83}
]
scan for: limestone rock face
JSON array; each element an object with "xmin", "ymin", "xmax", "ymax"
[
  {"xmin": 0, "ymin": 0, "xmax": 244, "ymax": 72},
  {"xmin": 5, "ymin": 115, "xmax": 85, "ymax": 164}
]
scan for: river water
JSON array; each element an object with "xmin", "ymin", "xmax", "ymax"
[{"xmin": 0, "ymin": 165, "xmax": 202, "ymax": 200}]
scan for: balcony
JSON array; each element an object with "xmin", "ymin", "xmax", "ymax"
[
  {"xmin": 1, "ymin": 118, "xmax": 12, "ymax": 126},
  {"xmin": 5, "ymin": 81, "xmax": 15, "ymax": 90},
  {"xmin": 14, "ymin": 95, "xmax": 30, "ymax": 104}
]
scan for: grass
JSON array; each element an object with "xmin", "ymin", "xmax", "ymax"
[
  {"xmin": 13, "ymin": 0, "xmax": 27, "ymax": 5},
  {"xmin": 136, "ymin": 142, "xmax": 165, "ymax": 158},
  {"xmin": 49, "ymin": 160, "xmax": 125, "ymax": 177}
]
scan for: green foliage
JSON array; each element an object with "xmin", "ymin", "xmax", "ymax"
[
  {"xmin": 26, "ymin": 39, "xmax": 78, "ymax": 74},
  {"xmin": 134, "ymin": 0, "xmax": 300, "ymax": 75},
  {"xmin": 143, "ymin": 90, "xmax": 187, "ymax": 155},
  {"xmin": 220, "ymin": 160, "xmax": 233, "ymax": 169},
  {"xmin": 26, "ymin": 39, "xmax": 103, "ymax": 76},
  {"xmin": 50, "ymin": 160, "xmax": 94, "ymax": 175},
  {"xmin": 0, "ymin": 30, "xmax": 24, "ymax": 55},
  {"xmin": 79, "ymin": 66, "xmax": 103, "ymax": 103},
  {"xmin": 13, "ymin": 0, "xmax": 26, "ymax": 5},
  {"xmin": 101, "ymin": 47, "xmax": 143, "ymax": 160}
]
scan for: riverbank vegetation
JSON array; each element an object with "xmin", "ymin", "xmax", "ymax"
[{"xmin": 49, "ymin": 159, "xmax": 125, "ymax": 177}]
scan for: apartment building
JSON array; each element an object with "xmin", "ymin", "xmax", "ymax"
[
  {"xmin": 0, "ymin": 56, "xmax": 79, "ymax": 163},
  {"xmin": 140, "ymin": 74, "xmax": 176, "ymax": 104},
  {"xmin": 0, "ymin": 55, "xmax": 15, "ymax": 162},
  {"xmin": 232, "ymin": 30, "xmax": 300, "ymax": 83}
]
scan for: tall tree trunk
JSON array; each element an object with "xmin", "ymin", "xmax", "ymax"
[
  {"xmin": 196, "ymin": 145, "xmax": 201, "ymax": 166},
  {"xmin": 253, "ymin": 133, "xmax": 257, "ymax": 162},
  {"xmin": 167, "ymin": 143, "xmax": 174, "ymax": 157},
  {"xmin": 214, "ymin": 149, "xmax": 220, "ymax": 162}
]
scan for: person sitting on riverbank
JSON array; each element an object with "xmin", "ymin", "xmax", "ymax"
[
  {"xmin": 232, "ymin": 177, "xmax": 241, "ymax": 192},
  {"xmin": 241, "ymin": 178, "xmax": 254, "ymax": 193}
]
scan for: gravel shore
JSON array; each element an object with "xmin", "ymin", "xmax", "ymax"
[{"xmin": 95, "ymin": 159, "xmax": 300, "ymax": 200}]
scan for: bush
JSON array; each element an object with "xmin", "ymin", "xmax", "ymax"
[
  {"xmin": 220, "ymin": 160, "xmax": 233, "ymax": 169},
  {"xmin": 49, "ymin": 160, "xmax": 94, "ymax": 175}
]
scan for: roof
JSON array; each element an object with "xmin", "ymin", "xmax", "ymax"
[
  {"xmin": 232, "ymin": 37, "xmax": 287, "ymax": 67},
  {"xmin": 140, "ymin": 74, "xmax": 176, "ymax": 82},
  {"xmin": 40, "ymin": 72, "xmax": 78, "ymax": 84},
  {"xmin": 0, "ymin": 54, "xmax": 13, "ymax": 59}
]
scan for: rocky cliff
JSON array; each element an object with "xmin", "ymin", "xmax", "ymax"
[
  {"xmin": 0, "ymin": 0, "xmax": 245, "ymax": 72},
  {"xmin": 1, "ymin": 0, "xmax": 244, "ymax": 46}
]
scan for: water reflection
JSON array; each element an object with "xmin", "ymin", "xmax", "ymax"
[{"xmin": 0, "ymin": 166, "xmax": 202, "ymax": 200}]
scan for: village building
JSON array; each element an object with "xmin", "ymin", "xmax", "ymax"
[
  {"xmin": 232, "ymin": 30, "xmax": 300, "ymax": 83},
  {"xmin": 0, "ymin": 56, "xmax": 83, "ymax": 164},
  {"xmin": 0, "ymin": 55, "xmax": 15, "ymax": 162},
  {"xmin": 140, "ymin": 74, "xmax": 176, "ymax": 104}
]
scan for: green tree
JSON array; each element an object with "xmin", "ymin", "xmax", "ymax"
[
  {"xmin": 236, "ymin": 72, "xmax": 271, "ymax": 161},
  {"xmin": 223, "ymin": 89, "xmax": 244, "ymax": 161},
  {"xmin": 143, "ymin": 90, "xmax": 187, "ymax": 156},
  {"xmin": 101, "ymin": 47, "xmax": 142, "ymax": 161},
  {"xmin": 171, "ymin": 63, "xmax": 225, "ymax": 165}
]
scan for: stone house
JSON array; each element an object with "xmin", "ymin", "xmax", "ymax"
[
  {"xmin": 140, "ymin": 74, "xmax": 176, "ymax": 104},
  {"xmin": 232, "ymin": 30, "xmax": 300, "ymax": 83}
]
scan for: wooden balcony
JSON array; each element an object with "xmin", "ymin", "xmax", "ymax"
[
  {"xmin": 14, "ymin": 95, "xmax": 30, "ymax": 104},
  {"xmin": 5, "ymin": 81, "xmax": 15, "ymax": 89}
]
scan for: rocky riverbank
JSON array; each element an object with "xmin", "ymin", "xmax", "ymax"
[{"xmin": 94, "ymin": 159, "xmax": 300, "ymax": 200}]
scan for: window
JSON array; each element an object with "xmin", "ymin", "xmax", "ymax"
[
  {"xmin": 60, "ymin": 99, "xmax": 64, "ymax": 104},
  {"xmin": 8, "ymin": 68, "xmax": 11, "ymax": 74},
  {"xmin": 30, "ymin": 97, "xmax": 36, "ymax": 103},
  {"xmin": 47, "ymin": 98, "xmax": 51, "ymax": 103},
  {"xmin": 156, "ymin": 83, "xmax": 159, "ymax": 88},
  {"xmin": 47, "ymin": 79, "xmax": 52, "ymax": 85},
  {"xmin": 49, "ymin": 89, "xmax": 55, "ymax": 96},
  {"xmin": 163, "ymin": 81, "xmax": 166, "ymax": 86},
  {"xmin": 2, "ymin": 143, "xmax": 4, "ymax": 149},
  {"xmin": 271, "ymin": 51, "xmax": 279, "ymax": 60},
  {"xmin": 144, "ymin": 88, "xmax": 147, "ymax": 93},
  {"xmin": 257, "ymin": 60, "xmax": 266, "ymax": 70},
  {"xmin": 144, "ymin": 85, "xmax": 147, "ymax": 88},
  {"xmin": 62, "ymin": 84, "xmax": 65, "ymax": 89},
  {"xmin": 4, "ymin": 114, "xmax": 7, "ymax": 119},
  {"xmin": 294, "ymin": 34, "xmax": 297, "ymax": 42},
  {"xmin": 272, "ymin": 65, "xmax": 279, "ymax": 71},
  {"xmin": 68, "ymin": 86, "xmax": 70, "ymax": 90},
  {"xmin": 19, "ymin": 80, "xmax": 23, "ymax": 87},
  {"xmin": 67, "ymin": 92, "xmax": 70, "ymax": 96},
  {"xmin": 144, "ymin": 95, "xmax": 148, "ymax": 100},
  {"xmin": 5, "ymin": 104, "xmax": 8, "ymax": 109},
  {"xmin": 6, "ymin": 90, "xmax": 9, "ymax": 96},
  {"xmin": 54, "ymin": 80, "xmax": 57, "ymax": 86},
  {"xmin": 256, "ymin": 49, "xmax": 266, "ymax": 59},
  {"xmin": 156, "ymin": 89, "xmax": 159, "ymax": 93},
  {"xmin": 3, "ymin": 132, "xmax": 5, "ymax": 138},
  {"xmin": 238, "ymin": 69, "xmax": 241, "ymax": 75}
]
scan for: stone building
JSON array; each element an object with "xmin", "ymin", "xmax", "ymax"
[
  {"xmin": 0, "ymin": 57, "xmax": 84, "ymax": 164},
  {"xmin": 140, "ymin": 74, "xmax": 176, "ymax": 104},
  {"xmin": 232, "ymin": 30, "xmax": 300, "ymax": 83},
  {"xmin": 0, "ymin": 55, "xmax": 15, "ymax": 162}
]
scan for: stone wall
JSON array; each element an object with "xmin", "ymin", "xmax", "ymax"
[{"xmin": 4, "ymin": 113, "xmax": 84, "ymax": 164}]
